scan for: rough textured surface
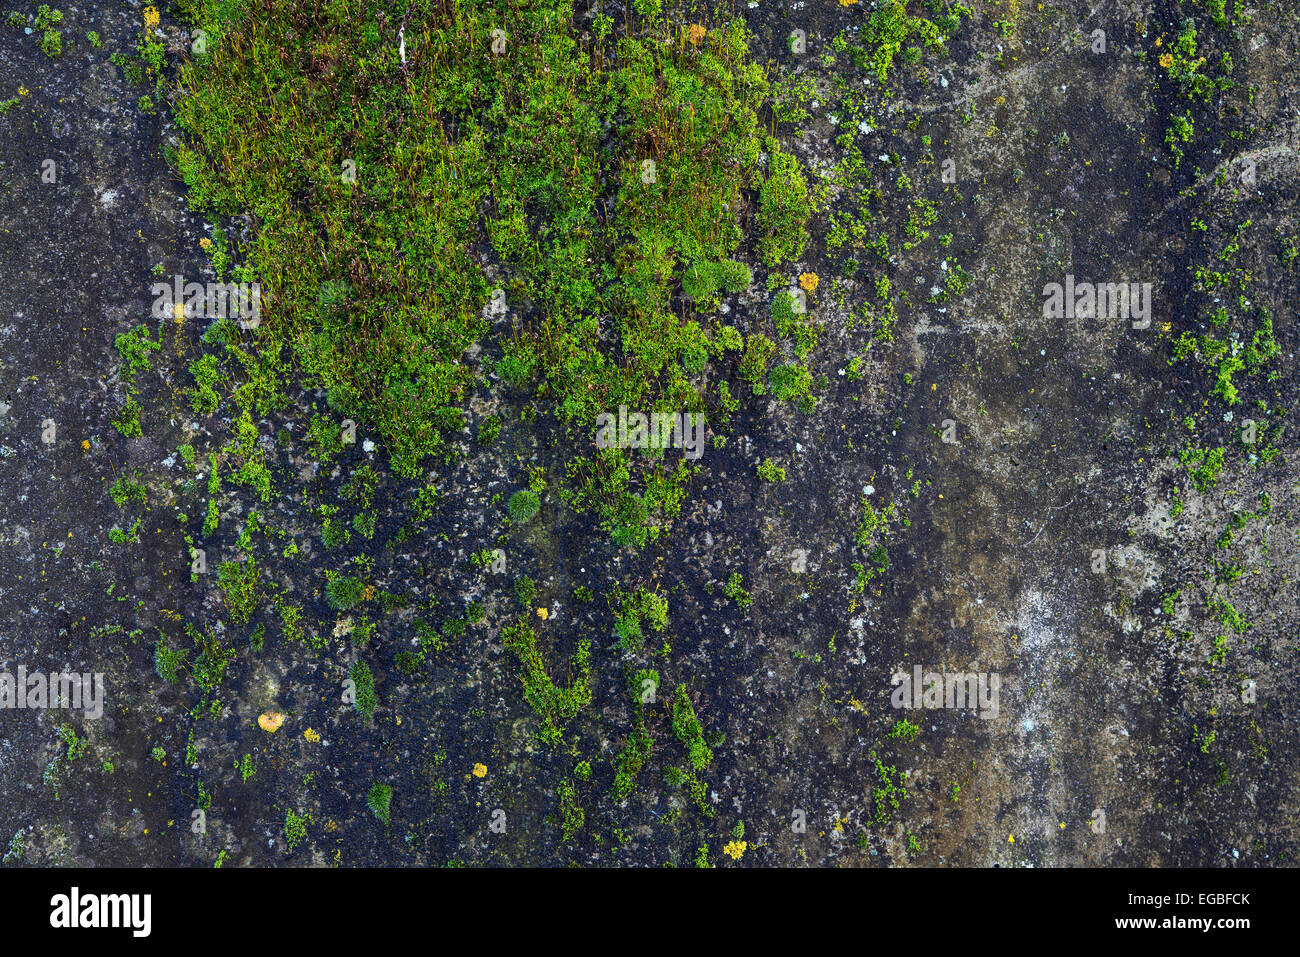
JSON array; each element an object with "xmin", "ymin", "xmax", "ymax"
[{"xmin": 1, "ymin": 0, "xmax": 1297, "ymax": 868}]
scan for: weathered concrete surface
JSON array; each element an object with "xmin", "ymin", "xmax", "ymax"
[{"xmin": 1, "ymin": 1, "xmax": 1297, "ymax": 867}]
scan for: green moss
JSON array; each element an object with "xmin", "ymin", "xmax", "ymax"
[
  {"xmin": 612, "ymin": 585, "xmax": 668, "ymax": 652},
  {"xmin": 324, "ymin": 574, "xmax": 363, "ymax": 611},
  {"xmin": 556, "ymin": 780, "xmax": 583, "ymax": 841},
  {"xmin": 216, "ymin": 559, "xmax": 259, "ymax": 625},
  {"xmin": 739, "ymin": 334, "xmax": 778, "ymax": 392},
  {"xmin": 724, "ymin": 571, "xmax": 752, "ymax": 609},
  {"xmin": 367, "ymin": 782, "xmax": 393, "ymax": 825},
  {"xmin": 507, "ymin": 488, "xmax": 541, "ymax": 524},
  {"xmin": 170, "ymin": 0, "xmax": 805, "ymax": 537},
  {"xmin": 154, "ymin": 634, "xmax": 189, "ymax": 685},
  {"xmin": 115, "ymin": 323, "xmax": 162, "ymax": 377},
  {"xmin": 497, "ymin": 583, "xmax": 529, "ymax": 619},
  {"xmin": 501, "ymin": 620, "xmax": 592, "ymax": 746},
  {"xmin": 870, "ymin": 752, "xmax": 909, "ymax": 825},
  {"xmin": 109, "ymin": 474, "xmax": 147, "ymax": 507},
  {"xmin": 284, "ymin": 809, "xmax": 309, "ymax": 851},
  {"xmin": 887, "ymin": 718, "xmax": 920, "ymax": 742},
  {"xmin": 859, "ymin": 0, "xmax": 968, "ymax": 83},
  {"xmin": 768, "ymin": 363, "xmax": 813, "ymax": 404},
  {"xmin": 477, "ymin": 414, "xmax": 502, "ymax": 446},
  {"xmin": 349, "ymin": 660, "xmax": 377, "ymax": 720},
  {"xmin": 756, "ymin": 142, "xmax": 811, "ymax": 267},
  {"xmin": 670, "ymin": 684, "xmax": 713, "ymax": 771}
]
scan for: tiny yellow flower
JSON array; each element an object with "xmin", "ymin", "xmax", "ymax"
[
  {"xmin": 472, "ymin": 763, "xmax": 487, "ymax": 778},
  {"xmin": 798, "ymin": 272, "xmax": 819, "ymax": 293},
  {"xmin": 687, "ymin": 24, "xmax": 706, "ymax": 45},
  {"xmin": 723, "ymin": 840, "xmax": 747, "ymax": 860},
  {"xmin": 199, "ymin": 237, "xmax": 212, "ymax": 250},
  {"xmin": 1159, "ymin": 53, "xmax": 1173, "ymax": 68},
  {"xmin": 143, "ymin": 6, "xmax": 160, "ymax": 29}
]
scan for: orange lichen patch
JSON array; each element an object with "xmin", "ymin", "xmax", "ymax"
[{"xmin": 257, "ymin": 711, "xmax": 284, "ymax": 732}]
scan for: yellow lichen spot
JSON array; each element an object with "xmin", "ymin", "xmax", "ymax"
[
  {"xmin": 537, "ymin": 607, "xmax": 548, "ymax": 620},
  {"xmin": 1008, "ymin": 833, "xmax": 1015, "ymax": 844},
  {"xmin": 81, "ymin": 439, "xmax": 90, "ymax": 451},
  {"xmin": 472, "ymin": 763, "xmax": 487, "ymax": 778},
  {"xmin": 1060, "ymin": 821, "xmax": 1067, "ymax": 829},
  {"xmin": 304, "ymin": 727, "xmax": 321, "ymax": 743},
  {"xmin": 723, "ymin": 840, "xmax": 747, "ymax": 860},
  {"xmin": 143, "ymin": 6, "xmax": 160, "ymax": 29},
  {"xmin": 1155, "ymin": 35, "xmax": 1164, "ymax": 48},
  {"xmin": 257, "ymin": 711, "xmax": 284, "ymax": 733},
  {"xmin": 199, "ymin": 237, "xmax": 212, "ymax": 250},
  {"xmin": 799, "ymin": 271, "xmax": 819, "ymax": 293},
  {"xmin": 687, "ymin": 24, "xmax": 706, "ymax": 45},
  {"xmin": 18, "ymin": 86, "xmax": 28, "ymax": 96},
  {"xmin": 173, "ymin": 301, "xmax": 185, "ymax": 321},
  {"xmin": 1159, "ymin": 53, "xmax": 1173, "ymax": 68},
  {"xmin": 839, "ymin": 0, "xmax": 860, "ymax": 6}
]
